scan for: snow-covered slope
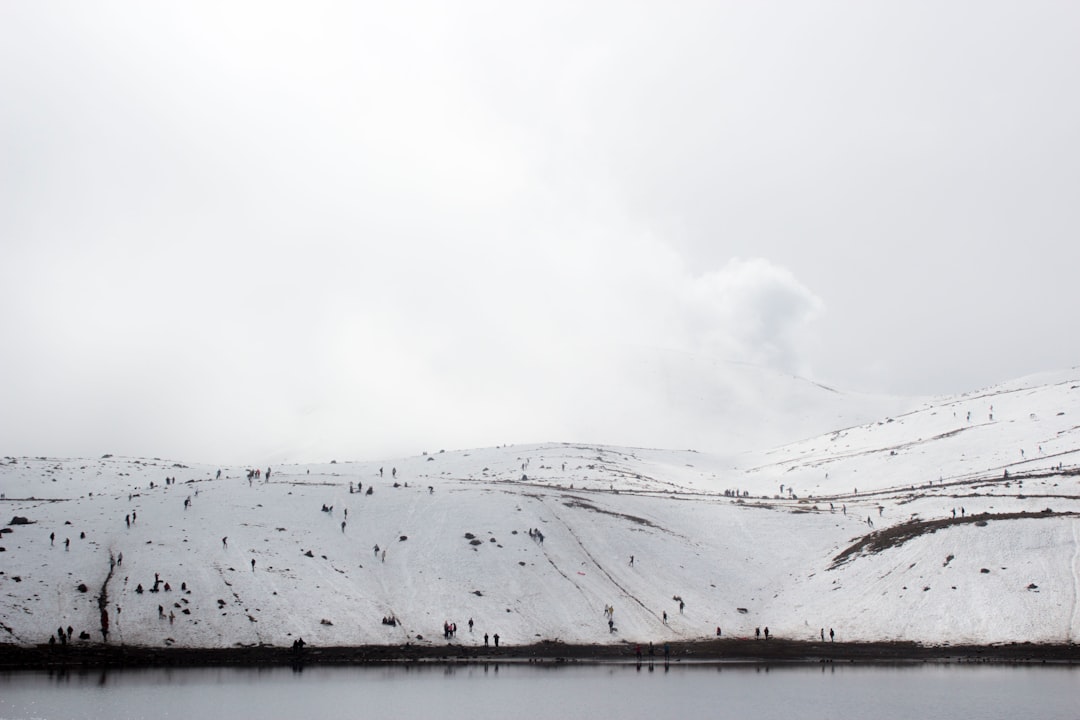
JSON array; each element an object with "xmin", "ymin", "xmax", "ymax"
[{"xmin": 1, "ymin": 370, "xmax": 1079, "ymax": 649}]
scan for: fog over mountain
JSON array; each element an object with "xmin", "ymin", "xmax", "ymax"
[{"xmin": 3, "ymin": 3, "xmax": 1080, "ymax": 464}]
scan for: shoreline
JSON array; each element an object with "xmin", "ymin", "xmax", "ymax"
[{"xmin": 2, "ymin": 638, "xmax": 1077, "ymax": 670}]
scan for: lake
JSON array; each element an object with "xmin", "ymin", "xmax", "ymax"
[{"xmin": 2, "ymin": 662, "xmax": 1076, "ymax": 720}]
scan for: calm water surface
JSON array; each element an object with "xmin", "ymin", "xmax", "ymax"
[{"xmin": 2, "ymin": 663, "xmax": 1077, "ymax": 720}]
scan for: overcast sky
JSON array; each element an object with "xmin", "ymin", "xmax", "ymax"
[{"xmin": 3, "ymin": 2, "xmax": 1079, "ymax": 464}]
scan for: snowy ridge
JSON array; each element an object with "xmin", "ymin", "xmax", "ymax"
[{"xmin": 2, "ymin": 370, "xmax": 1079, "ymax": 649}]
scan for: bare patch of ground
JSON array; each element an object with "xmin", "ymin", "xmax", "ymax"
[
  {"xmin": 561, "ymin": 499, "xmax": 666, "ymax": 532},
  {"xmin": 830, "ymin": 510, "xmax": 1079, "ymax": 569},
  {"xmin": 2, "ymin": 637, "xmax": 1076, "ymax": 670}
]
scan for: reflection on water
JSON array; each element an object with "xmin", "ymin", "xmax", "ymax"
[{"xmin": 2, "ymin": 662, "xmax": 1077, "ymax": 720}]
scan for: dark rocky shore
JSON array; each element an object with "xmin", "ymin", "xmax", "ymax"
[{"xmin": 2, "ymin": 638, "xmax": 1077, "ymax": 670}]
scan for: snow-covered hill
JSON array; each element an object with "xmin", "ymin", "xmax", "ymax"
[{"xmin": 2, "ymin": 369, "xmax": 1079, "ymax": 649}]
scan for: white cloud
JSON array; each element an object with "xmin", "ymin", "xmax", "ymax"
[
  {"xmin": 679, "ymin": 258, "xmax": 824, "ymax": 376},
  {"xmin": 2, "ymin": 2, "xmax": 1079, "ymax": 461}
]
